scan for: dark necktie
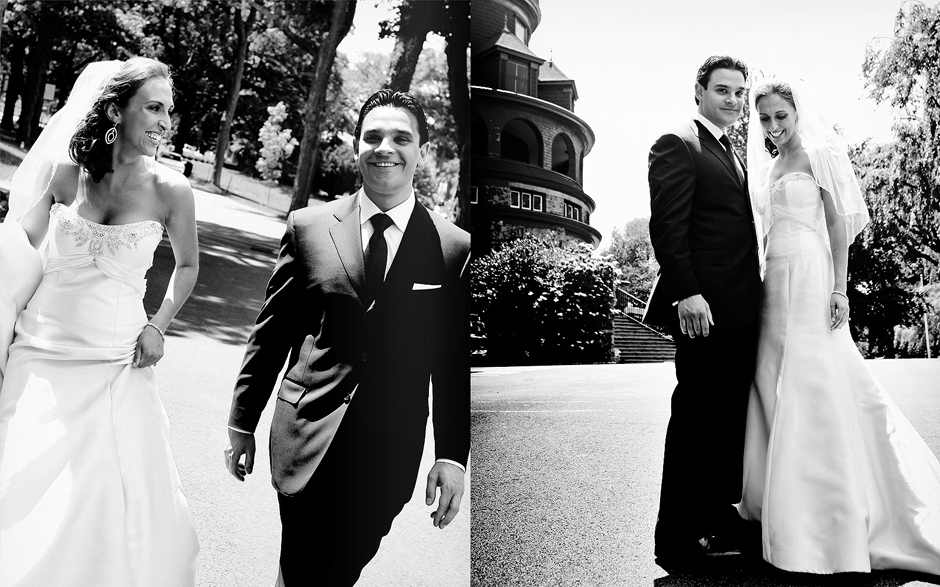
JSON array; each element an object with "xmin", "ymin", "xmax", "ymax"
[
  {"xmin": 720, "ymin": 134, "xmax": 745, "ymax": 184},
  {"xmin": 365, "ymin": 213, "xmax": 393, "ymax": 303}
]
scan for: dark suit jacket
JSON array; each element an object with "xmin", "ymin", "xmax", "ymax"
[
  {"xmin": 229, "ymin": 194, "xmax": 471, "ymax": 496},
  {"xmin": 644, "ymin": 120, "xmax": 760, "ymax": 330}
]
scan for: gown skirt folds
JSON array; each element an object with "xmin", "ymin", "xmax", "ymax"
[
  {"xmin": 0, "ymin": 202, "xmax": 198, "ymax": 586},
  {"xmin": 738, "ymin": 172, "xmax": 940, "ymax": 575}
]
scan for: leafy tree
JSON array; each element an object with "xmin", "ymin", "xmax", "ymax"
[
  {"xmin": 0, "ymin": 0, "xmax": 9, "ymax": 53},
  {"xmin": 255, "ymin": 101, "xmax": 298, "ymax": 182},
  {"xmin": 893, "ymin": 281, "xmax": 940, "ymax": 358},
  {"xmin": 862, "ymin": 0, "xmax": 940, "ymax": 269},
  {"xmin": 212, "ymin": 1, "xmax": 258, "ymax": 187},
  {"xmin": 471, "ymin": 236, "xmax": 617, "ymax": 365},
  {"xmin": 4, "ymin": 0, "xmax": 134, "ymax": 146},
  {"xmin": 380, "ymin": 0, "xmax": 469, "ymax": 229},
  {"xmin": 136, "ymin": 0, "xmax": 241, "ymax": 155},
  {"xmin": 249, "ymin": 0, "xmax": 356, "ymax": 212},
  {"xmin": 846, "ymin": 141, "xmax": 928, "ymax": 357},
  {"xmin": 601, "ymin": 217, "xmax": 658, "ymax": 302}
]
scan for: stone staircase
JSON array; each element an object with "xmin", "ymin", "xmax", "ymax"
[{"xmin": 613, "ymin": 313, "xmax": 676, "ymax": 363}]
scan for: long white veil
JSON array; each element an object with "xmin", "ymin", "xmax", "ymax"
[
  {"xmin": 746, "ymin": 78, "xmax": 870, "ymax": 245},
  {"xmin": 5, "ymin": 60, "xmax": 122, "ymax": 224},
  {"xmin": 1, "ymin": 61, "xmax": 121, "ymax": 384}
]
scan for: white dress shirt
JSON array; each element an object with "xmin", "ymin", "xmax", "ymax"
[{"xmin": 359, "ymin": 188, "xmax": 414, "ymax": 276}]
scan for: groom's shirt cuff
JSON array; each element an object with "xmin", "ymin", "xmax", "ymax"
[
  {"xmin": 225, "ymin": 428, "xmax": 467, "ymax": 473},
  {"xmin": 435, "ymin": 458, "xmax": 466, "ymax": 473}
]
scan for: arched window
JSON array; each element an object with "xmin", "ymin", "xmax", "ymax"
[
  {"xmin": 551, "ymin": 134, "xmax": 576, "ymax": 178},
  {"xmin": 500, "ymin": 119, "xmax": 541, "ymax": 165},
  {"xmin": 472, "ymin": 114, "xmax": 488, "ymax": 157}
]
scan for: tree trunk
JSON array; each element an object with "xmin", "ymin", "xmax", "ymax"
[
  {"xmin": 173, "ymin": 112, "xmax": 192, "ymax": 159},
  {"xmin": 387, "ymin": 0, "xmax": 449, "ymax": 92},
  {"xmin": 444, "ymin": 0, "xmax": 470, "ymax": 231},
  {"xmin": 212, "ymin": 3, "xmax": 256, "ymax": 187},
  {"xmin": 289, "ymin": 0, "xmax": 356, "ymax": 212},
  {"xmin": 17, "ymin": 40, "xmax": 50, "ymax": 147},
  {"xmin": 1, "ymin": 40, "xmax": 25, "ymax": 132},
  {"xmin": 386, "ymin": 0, "xmax": 436, "ymax": 92},
  {"xmin": 0, "ymin": 0, "xmax": 9, "ymax": 53}
]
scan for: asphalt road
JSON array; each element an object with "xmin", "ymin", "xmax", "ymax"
[
  {"xmin": 471, "ymin": 360, "xmax": 940, "ymax": 587},
  {"xmin": 144, "ymin": 189, "xmax": 469, "ymax": 586}
]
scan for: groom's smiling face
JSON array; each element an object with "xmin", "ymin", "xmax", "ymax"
[{"xmin": 696, "ymin": 68, "xmax": 747, "ymax": 130}]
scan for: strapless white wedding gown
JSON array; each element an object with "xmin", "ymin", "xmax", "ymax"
[
  {"xmin": 738, "ymin": 172, "xmax": 940, "ymax": 575},
  {"xmin": 0, "ymin": 197, "xmax": 198, "ymax": 585}
]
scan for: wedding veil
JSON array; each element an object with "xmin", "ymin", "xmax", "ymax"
[
  {"xmin": 745, "ymin": 78, "xmax": 870, "ymax": 245},
  {"xmin": 5, "ymin": 60, "xmax": 123, "ymax": 224}
]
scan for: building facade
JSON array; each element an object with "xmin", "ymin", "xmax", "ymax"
[{"xmin": 471, "ymin": 0, "xmax": 600, "ymax": 255}]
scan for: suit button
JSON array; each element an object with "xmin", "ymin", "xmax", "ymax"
[
  {"xmin": 361, "ymin": 352, "xmax": 368, "ymax": 362},
  {"xmin": 343, "ymin": 393, "xmax": 351, "ymax": 404}
]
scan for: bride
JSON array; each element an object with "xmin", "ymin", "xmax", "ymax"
[
  {"xmin": 738, "ymin": 78, "xmax": 940, "ymax": 575},
  {"xmin": 0, "ymin": 58, "xmax": 199, "ymax": 585}
]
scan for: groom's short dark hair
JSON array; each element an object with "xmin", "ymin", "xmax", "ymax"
[
  {"xmin": 694, "ymin": 55, "xmax": 748, "ymax": 105},
  {"xmin": 354, "ymin": 89, "xmax": 430, "ymax": 145}
]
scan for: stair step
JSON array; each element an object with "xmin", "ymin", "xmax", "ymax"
[{"xmin": 611, "ymin": 314, "xmax": 676, "ymax": 363}]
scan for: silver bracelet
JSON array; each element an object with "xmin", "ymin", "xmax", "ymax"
[
  {"xmin": 145, "ymin": 322, "xmax": 165, "ymax": 342},
  {"xmin": 831, "ymin": 290, "xmax": 849, "ymax": 301}
]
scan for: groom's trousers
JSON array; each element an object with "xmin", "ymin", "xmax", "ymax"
[
  {"xmin": 655, "ymin": 323, "xmax": 758, "ymax": 554},
  {"xmin": 274, "ymin": 381, "xmax": 426, "ymax": 587}
]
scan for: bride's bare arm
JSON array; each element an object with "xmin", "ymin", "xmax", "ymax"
[
  {"xmin": 821, "ymin": 187, "xmax": 848, "ymax": 292},
  {"xmin": 821, "ymin": 187, "xmax": 850, "ymax": 329},
  {"xmin": 17, "ymin": 163, "xmax": 81, "ymax": 248},
  {"xmin": 134, "ymin": 174, "xmax": 198, "ymax": 367},
  {"xmin": 18, "ymin": 193, "xmax": 53, "ymax": 248}
]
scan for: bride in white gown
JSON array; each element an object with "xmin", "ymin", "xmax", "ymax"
[
  {"xmin": 0, "ymin": 58, "xmax": 199, "ymax": 586},
  {"xmin": 737, "ymin": 79, "xmax": 940, "ymax": 575}
]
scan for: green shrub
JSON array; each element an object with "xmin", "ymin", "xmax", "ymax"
[{"xmin": 471, "ymin": 236, "xmax": 617, "ymax": 365}]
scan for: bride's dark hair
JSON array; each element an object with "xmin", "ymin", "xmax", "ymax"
[
  {"xmin": 68, "ymin": 57, "xmax": 173, "ymax": 182},
  {"xmin": 753, "ymin": 81, "xmax": 795, "ymax": 158}
]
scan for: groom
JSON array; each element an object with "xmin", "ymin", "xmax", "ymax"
[
  {"xmin": 644, "ymin": 55, "xmax": 761, "ymax": 567},
  {"xmin": 224, "ymin": 90, "xmax": 470, "ymax": 586}
]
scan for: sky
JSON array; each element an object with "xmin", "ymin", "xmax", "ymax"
[
  {"xmin": 526, "ymin": 0, "xmax": 916, "ymax": 248},
  {"xmin": 337, "ymin": 1, "xmax": 397, "ymax": 62},
  {"xmin": 337, "ymin": 1, "xmax": 444, "ymax": 64}
]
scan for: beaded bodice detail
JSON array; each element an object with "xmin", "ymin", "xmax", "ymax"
[
  {"xmin": 51, "ymin": 203, "xmax": 163, "ymax": 257},
  {"xmin": 769, "ymin": 171, "xmax": 817, "ymax": 201}
]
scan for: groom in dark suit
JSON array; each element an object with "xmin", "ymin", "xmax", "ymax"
[
  {"xmin": 645, "ymin": 56, "xmax": 761, "ymax": 568},
  {"xmin": 224, "ymin": 90, "xmax": 470, "ymax": 586}
]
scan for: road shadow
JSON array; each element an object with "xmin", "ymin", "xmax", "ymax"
[
  {"xmin": 654, "ymin": 558, "xmax": 940, "ymax": 587},
  {"xmin": 143, "ymin": 219, "xmax": 279, "ymax": 346}
]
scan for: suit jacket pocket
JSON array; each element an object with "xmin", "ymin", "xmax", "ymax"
[
  {"xmin": 277, "ymin": 378, "xmax": 307, "ymax": 408},
  {"xmin": 690, "ymin": 250, "xmax": 730, "ymax": 266}
]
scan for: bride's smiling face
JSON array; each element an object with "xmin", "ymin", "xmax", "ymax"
[
  {"xmin": 110, "ymin": 77, "xmax": 174, "ymax": 157},
  {"xmin": 757, "ymin": 93, "xmax": 798, "ymax": 148}
]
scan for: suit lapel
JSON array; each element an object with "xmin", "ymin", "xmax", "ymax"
[
  {"xmin": 694, "ymin": 120, "xmax": 744, "ymax": 189},
  {"xmin": 380, "ymin": 201, "xmax": 441, "ymax": 301},
  {"xmin": 328, "ymin": 195, "xmax": 368, "ymax": 306}
]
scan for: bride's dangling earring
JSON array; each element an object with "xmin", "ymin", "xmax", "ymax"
[{"xmin": 105, "ymin": 123, "xmax": 117, "ymax": 145}]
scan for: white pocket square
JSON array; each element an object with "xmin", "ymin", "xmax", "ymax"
[{"xmin": 412, "ymin": 283, "xmax": 441, "ymax": 290}]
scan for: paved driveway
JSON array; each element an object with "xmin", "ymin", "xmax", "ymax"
[{"xmin": 471, "ymin": 360, "xmax": 940, "ymax": 587}]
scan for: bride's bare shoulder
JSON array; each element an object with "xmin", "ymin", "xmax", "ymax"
[
  {"xmin": 153, "ymin": 161, "xmax": 193, "ymax": 201},
  {"xmin": 48, "ymin": 161, "xmax": 81, "ymax": 205}
]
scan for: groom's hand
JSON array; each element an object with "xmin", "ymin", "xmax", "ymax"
[
  {"xmin": 426, "ymin": 462, "xmax": 464, "ymax": 529},
  {"xmin": 225, "ymin": 428, "xmax": 256, "ymax": 482},
  {"xmin": 677, "ymin": 294, "xmax": 714, "ymax": 338}
]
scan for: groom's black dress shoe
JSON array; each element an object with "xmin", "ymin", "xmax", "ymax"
[
  {"xmin": 699, "ymin": 535, "xmax": 742, "ymax": 557},
  {"xmin": 655, "ymin": 536, "xmax": 742, "ymax": 572}
]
